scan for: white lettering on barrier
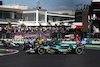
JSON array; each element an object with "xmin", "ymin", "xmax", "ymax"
[
  {"xmin": 82, "ymin": 40, "xmax": 87, "ymax": 44},
  {"xmin": 92, "ymin": 41, "xmax": 100, "ymax": 44}
]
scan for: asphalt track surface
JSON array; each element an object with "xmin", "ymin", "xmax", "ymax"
[{"xmin": 0, "ymin": 46, "xmax": 100, "ymax": 67}]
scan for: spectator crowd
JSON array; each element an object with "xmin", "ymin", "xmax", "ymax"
[{"xmin": 0, "ymin": 25, "xmax": 82, "ymax": 39}]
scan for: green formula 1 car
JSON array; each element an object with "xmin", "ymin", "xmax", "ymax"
[{"xmin": 26, "ymin": 41, "xmax": 85, "ymax": 55}]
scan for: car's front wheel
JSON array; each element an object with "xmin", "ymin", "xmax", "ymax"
[
  {"xmin": 75, "ymin": 47, "xmax": 83, "ymax": 55},
  {"xmin": 38, "ymin": 47, "xmax": 45, "ymax": 55}
]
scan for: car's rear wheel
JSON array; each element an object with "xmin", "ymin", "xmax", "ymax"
[
  {"xmin": 75, "ymin": 47, "xmax": 83, "ymax": 55},
  {"xmin": 38, "ymin": 47, "xmax": 45, "ymax": 55}
]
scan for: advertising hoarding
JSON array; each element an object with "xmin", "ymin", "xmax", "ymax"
[{"xmin": 75, "ymin": 11, "xmax": 82, "ymax": 22}]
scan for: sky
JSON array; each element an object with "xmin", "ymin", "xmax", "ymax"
[{"xmin": 1, "ymin": 0, "xmax": 92, "ymax": 11}]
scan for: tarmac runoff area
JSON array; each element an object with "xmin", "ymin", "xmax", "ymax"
[{"xmin": 0, "ymin": 49, "xmax": 19, "ymax": 56}]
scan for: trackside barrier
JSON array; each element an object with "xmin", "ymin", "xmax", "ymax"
[{"xmin": 62, "ymin": 40, "xmax": 100, "ymax": 45}]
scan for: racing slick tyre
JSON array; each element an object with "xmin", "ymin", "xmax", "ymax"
[
  {"xmin": 75, "ymin": 47, "xmax": 83, "ymax": 55},
  {"xmin": 38, "ymin": 47, "xmax": 45, "ymax": 55}
]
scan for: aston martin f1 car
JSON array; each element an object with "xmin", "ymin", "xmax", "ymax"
[{"xmin": 26, "ymin": 42, "xmax": 85, "ymax": 55}]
